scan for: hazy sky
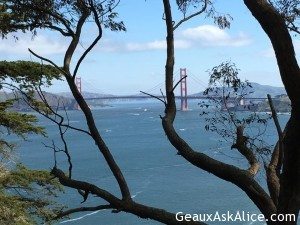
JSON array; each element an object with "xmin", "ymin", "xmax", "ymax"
[{"xmin": 1, "ymin": 0, "xmax": 299, "ymax": 95}]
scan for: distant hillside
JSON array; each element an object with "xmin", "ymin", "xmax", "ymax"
[
  {"xmin": 0, "ymin": 91, "xmax": 76, "ymax": 111},
  {"xmin": 246, "ymin": 83, "xmax": 286, "ymax": 98},
  {"xmin": 257, "ymin": 94, "xmax": 291, "ymax": 112},
  {"xmin": 58, "ymin": 92, "xmax": 114, "ymax": 99},
  {"xmin": 191, "ymin": 82, "xmax": 286, "ymax": 98}
]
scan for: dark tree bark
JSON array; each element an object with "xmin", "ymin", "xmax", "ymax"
[
  {"xmin": 243, "ymin": 1, "xmax": 300, "ymax": 224},
  {"xmin": 161, "ymin": 0, "xmax": 278, "ymax": 222},
  {"xmin": 27, "ymin": 2, "xmax": 209, "ymax": 224}
]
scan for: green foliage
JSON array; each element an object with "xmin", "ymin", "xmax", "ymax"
[
  {"xmin": 0, "ymin": 53, "xmax": 63, "ymax": 225},
  {"xmin": 0, "ymin": 96, "xmax": 63, "ymax": 224},
  {"xmin": 0, "ymin": 0, "xmax": 126, "ymax": 38},
  {"xmin": 176, "ymin": 0, "xmax": 206, "ymax": 16},
  {"xmin": 0, "ymin": 60, "xmax": 61, "ymax": 89},
  {"xmin": 0, "ymin": 60, "xmax": 63, "ymax": 115},
  {"xmin": 0, "ymin": 101, "xmax": 45, "ymax": 137},
  {"xmin": 270, "ymin": 0, "xmax": 300, "ymax": 34},
  {"xmin": 0, "ymin": 165, "xmax": 63, "ymax": 225},
  {"xmin": 175, "ymin": 0, "xmax": 232, "ymax": 29},
  {"xmin": 200, "ymin": 62, "xmax": 272, "ymax": 156}
]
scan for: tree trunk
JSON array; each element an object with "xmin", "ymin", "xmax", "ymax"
[{"xmin": 243, "ymin": 0, "xmax": 300, "ymax": 224}]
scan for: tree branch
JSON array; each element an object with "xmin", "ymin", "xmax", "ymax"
[
  {"xmin": 244, "ymin": 0, "xmax": 300, "ymax": 217},
  {"xmin": 161, "ymin": 0, "xmax": 276, "ymax": 218},
  {"xmin": 51, "ymin": 167, "xmax": 207, "ymax": 225},
  {"xmin": 231, "ymin": 126, "xmax": 260, "ymax": 176},
  {"xmin": 173, "ymin": 0, "xmax": 208, "ymax": 30},
  {"xmin": 63, "ymin": 10, "xmax": 90, "ymax": 74},
  {"xmin": 28, "ymin": 49, "xmax": 67, "ymax": 76},
  {"xmin": 172, "ymin": 75, "xmax": 187, "ymax": 92},
  {"xmin": 73, "ymin": 1, "xmax": 103, "ymax": 78},
  {"xmin": 65, "ymin": 73, "xmax": 132, "ymax": 200},
  {"xmin": 140, "ymin": 91, "xmax": 166, "ymax": 106},
  {"xmin": 265, "ymin": 94, "xmax": 284, "ymax": 206}
]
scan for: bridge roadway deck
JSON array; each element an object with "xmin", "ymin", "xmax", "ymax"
[{"xmin": 84, "ymin": 96, "xmax": 267, "ymax": 100}]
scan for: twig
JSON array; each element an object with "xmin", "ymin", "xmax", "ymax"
[
  {"xmin": 28, "ymin": 49, "xmax": 67, "ymax": 76},
  {"xmin": 160, "ymin": 89, "xmax": 167, "ymax": 105},
  {"xmin": 140, "ymin": 91, "xmax": 166, "ymax": 106},
  {"xmin": 173, "ymin": 0, "xmax": 208, "ymax": 30}
]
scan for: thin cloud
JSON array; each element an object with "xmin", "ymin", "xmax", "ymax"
[
  {"xmin": 0, "ymin": 35, "xmax": 67, "ymax": 56},
  {"xmin": 181, "ymin": 25, "xmax": 251, "ymax": 47},
  {"xmin": 100, "ymin": 39, "xmax": 190, "ymax": 52},
  {"xmin": 100, "ymin": 25, "xmax": 251, "ymax": 53}
]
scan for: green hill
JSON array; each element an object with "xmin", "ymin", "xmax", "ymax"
[
  {"xmin": 257, "ymin": 94, "xmax": 291, "ymax": 113},
  {"xmin": 0, "ymin": 91, "xmax": 76, "ymax": 111}
]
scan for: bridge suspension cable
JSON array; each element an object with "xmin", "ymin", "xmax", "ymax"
[
  {"xmin": 80, "ymin": 77, "xmax": 109, "ymax": 95},
  {"xmin": 186, "ymin": 69, "xmax": 207, "ymax": 89}
]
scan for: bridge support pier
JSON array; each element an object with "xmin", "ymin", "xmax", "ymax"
[{"xmin": 180, "ymin": 68, "xmax": 188, "ymax": 111}]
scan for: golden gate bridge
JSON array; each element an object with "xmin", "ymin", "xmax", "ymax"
[{"xmin": 74, "ymin": 68, "xmax": 267, "ymax": 111}]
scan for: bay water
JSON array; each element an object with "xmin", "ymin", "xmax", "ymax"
[{"xmin": 16, "ymin": 100, "xmax": 288, "ymax": 225}]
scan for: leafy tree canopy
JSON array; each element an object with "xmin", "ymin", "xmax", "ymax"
[
  {"xmin": 0, "ymin": 97, "xmax": 64, "ymax": 224},
  {"xmin": 269, "ymin": 0, "xmax": 300, "ymax": 34},
  {"xmin": 0, "ymin": 60, "xmax": 61, "ymax": 88},
  {"xmin": 0, "ymin": 59, "xmax": 63, "ymax": 225},
  {"xmin": 0, "ymin": 0, "xmax": 126, "ymax": 38}
]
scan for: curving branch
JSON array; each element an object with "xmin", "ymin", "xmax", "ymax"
[
  {"xmin": 37, "ymin": 86, "xmax": 73, "ymax": 177},
  {"xmin": 27, "ymin": 0, "xmax": 132, "ymax": 203},
  {"xmin": 161, "ymin": 0, "xmax": 276, "ymax": 219},
  {"xmin": 51, "ymin": 167, "xmax": 207, "ymax": 225},
  {"xmin": 173, "ymin": 0, "xmax": 209, "ymax": 30},
  {"xmin": 63, "ymin": 10, "xmax": 90, "ymax": 74},
  {"xmin": 56, "ymin": 2, "xmax": 132, "ymax": 200},
  {"xmin": 1, "ymin": 82, "xmax": 91, "ymax": 137},
  {"xmin": 265, "ymin": 94, "xmax": 284, "ymax": 206},
  {"xmin": 140, "ymin": 91, "xmax": 166, "ymax": 106},
  {"xmin": 28, "ymin": 49, "xmax": 67, "ymax": 76},
  {"xmin": 231, "ymin": 126, "xmax": 260, "ymax": 176},
  {"xmin": 64, "ymin": 73, "xmax": 132, "ymax": 200},
  {"xmin": 244, "ymin": 0, "xmax": 300, "ymax": 219},
  {"xmin": 172, "ymin": 75, "xmax": 187, "ymax": 92},
  {"xmin": 73, "ymin": 0, "xmax": 103, "ymax": 78},
  {"xmin": 44, "ymin": 24, "xmax": 73, "ymax": 37}
]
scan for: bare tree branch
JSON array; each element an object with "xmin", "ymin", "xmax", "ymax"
[
  {"xmin": 161, "ymin": 0, "xmax": 276, "ymax": 218},
  {"xmin": 28, "ymin": 49, "xmax": 67, "ymax": 76},
  {"xmin": 265, "ymin": 94, "xmax": 284, "ymax": 206},
  {"xmin": 140, "ymin": 91, "xmax": 166, "ymax": 106},
  {"xmin": 172, "ymin": 75, "xmax": 187, "ymax": 92},
  {"xmin": 231, "ymin": 126, "xmax": 260, "ymax": 176},
  {"xmin": 173, "ymin": 0, "xmax": 209, "ymax": 30},
  {"xmin": 51, "ymin": 167, "xmax": 207, "ymax": 225},
  {"xmin": 73, "ymin": 1, "xmax": 103, "ymax": 78},
  {"xmin": 64, "ymin": 11, "xmax": 90, "ymax": 74}
]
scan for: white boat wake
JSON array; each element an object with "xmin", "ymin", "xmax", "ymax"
[{"xmin": 59, "ymin": 210, "xmax": 103, "ymax": 224}]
